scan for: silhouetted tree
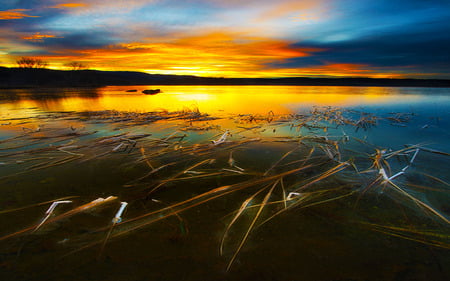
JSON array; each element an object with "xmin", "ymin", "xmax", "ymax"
[
  {"xmin": 16, "ymin": 57, "xmax": 48, "ymax": 68},
  {"xmin": 66, "ymin": 62, "xmax": 88, "ymax": 70}
]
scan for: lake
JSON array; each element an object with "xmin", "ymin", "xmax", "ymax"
[{"xmin": 1, "ymin": 85, "xmax": 449, "ymax": 281}]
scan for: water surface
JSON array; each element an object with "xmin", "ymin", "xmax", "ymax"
[{"xmin": 0, "ymin": 86, "xmax": 449, "ymax": 281}]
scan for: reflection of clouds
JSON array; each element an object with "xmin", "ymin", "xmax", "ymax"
[
  {"xmin": 176, "ymin": 94, "xmax": 213, "ymax": 101},
  {"xmin": 0, "ymin": 86, "xmax": 445, "ymax": 121},
  {"xmin": 97, "ymin": 86, "xmax": 430, "ymax": 114}
]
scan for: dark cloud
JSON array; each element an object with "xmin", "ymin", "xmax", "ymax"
[
  {"xmin": 273, "ymin": 25, "xmax": 450, "ymax": 76},
  {"xmin": 11, "ymin": 31, "xmax": 117, "ymax": 55},
  {"xmin": 34, "ymin": 32, "xmax": 115, "ymax": 49}
]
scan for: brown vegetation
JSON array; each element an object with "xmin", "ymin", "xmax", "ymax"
[{"xmin": 16, "ymin": 57, "xmax": 48, "ymax": 68}]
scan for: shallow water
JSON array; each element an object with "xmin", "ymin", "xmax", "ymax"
[{"xmin": 0, "ymin": 86, "xmax": 449, "ymax": 281}]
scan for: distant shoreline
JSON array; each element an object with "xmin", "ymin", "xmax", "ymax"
[{"xmin": 1, "ymin": 67, "xmax": 450, "ymax": 88}]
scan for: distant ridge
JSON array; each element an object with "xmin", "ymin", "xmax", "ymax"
[{"xmin": 1, "ymin": 67, "xmax": 449, "ymax": 88}]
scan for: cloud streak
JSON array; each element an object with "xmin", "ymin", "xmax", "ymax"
[
  {"xmin": 22, "ymin": 31, "xmax": 322, "ymax": 77},
  {"xmin": 21, "ymin": 32, "xmax": 60, "ymax": 42},
  {"xmin": 50, "ymin": 3, "xmax": 89, "ymax": 9},
  {"xmin": 0, "ymin": 9, "xmax": 38, "ymax": 20}
]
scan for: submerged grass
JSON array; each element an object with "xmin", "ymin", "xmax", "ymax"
[{"xmin": 0, "ymin": 106, "xmax": 449, "ymax": 273}]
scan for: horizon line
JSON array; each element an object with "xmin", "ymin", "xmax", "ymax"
[{"xmin": 2, "ymin": 66, "xmax": 450, "ymax": 81}]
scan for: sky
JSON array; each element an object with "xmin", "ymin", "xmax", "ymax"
[{"xmin": 1, "ymin": 0, "xmax": 449, "ymax": 78}]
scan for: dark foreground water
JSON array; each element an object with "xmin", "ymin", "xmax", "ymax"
[{"xmin": 0, "ymin": 86, "xmax": 449, "ymax": 281}]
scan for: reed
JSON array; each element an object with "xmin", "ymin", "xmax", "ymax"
[{"xmin": 0, "ymin": 106, "xmax": 448, "ymax": 273}]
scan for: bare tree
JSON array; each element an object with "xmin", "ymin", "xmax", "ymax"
[
  {"xmin": 66, "ymin": 62, "xmax": 88, "ymax": 70},
  {"xmin": 16, "ymin": 57, "xmax": 48, "ymax": 68},
  {"xmin": 35, "ymin": 59, "xmax": 48, "ymax": 68}
]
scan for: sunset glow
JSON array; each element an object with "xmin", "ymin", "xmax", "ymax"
[
  {"xmin": 1, "ymin": 0, "xmax": 449, "ymax": 78},
  {"xmin": 0, "ymin": 85, "xmax": 429, "ymax": 116}
]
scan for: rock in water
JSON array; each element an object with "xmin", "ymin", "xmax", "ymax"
[{"xmin": 142, "ymin": 89, "xmax": 161, "ymax": 95}]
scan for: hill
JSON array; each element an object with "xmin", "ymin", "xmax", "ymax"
[{"xmin": 1, "ymin": 67, "xmax": 449, "ymax": 88}]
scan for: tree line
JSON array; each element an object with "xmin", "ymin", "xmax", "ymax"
[{"xmin": 15, "ymin": 57, "xmax": 88, "ymax": 70}]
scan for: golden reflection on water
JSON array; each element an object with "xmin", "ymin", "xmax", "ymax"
[{"xmin": 0, "ymin": 86, "xmax": 425, "ymax": 118}]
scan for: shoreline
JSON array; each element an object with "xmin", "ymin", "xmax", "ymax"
[{"xmin": 1, "ymin": 67, "xmax": 450, "ymax": 88}]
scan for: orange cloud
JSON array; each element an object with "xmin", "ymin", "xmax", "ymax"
[
  {"xmin": 3, "ymin": 31, "xmax": 408, "ymax": 79},
  {"xmin": 51, "ymin": 3, "xmax": 88, "ymax": 9},
  {"xmin": 49, "ymin": 0, "xmax": 155, "ymax": 13},
  {"xmin": 33, "ymin": 32, "xmax": 322, "ymax": 77},
  {"xmin": 258, "ymin": 0, "xmax": 327, "ymax": 20},
  {"xmin": 290, "ymin": 13, "xmax": 321, "ymax": 24},
  {"xmin": 261, "ymin": 63, "xmax": 407, "ymax": 78},
  {"xmin": 0, "ymin": 9, "xmax": 38, "ymax": 20},
  {"xmin": 21, "ymin": 32, "xmax": 60, "ymax": 42}
]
